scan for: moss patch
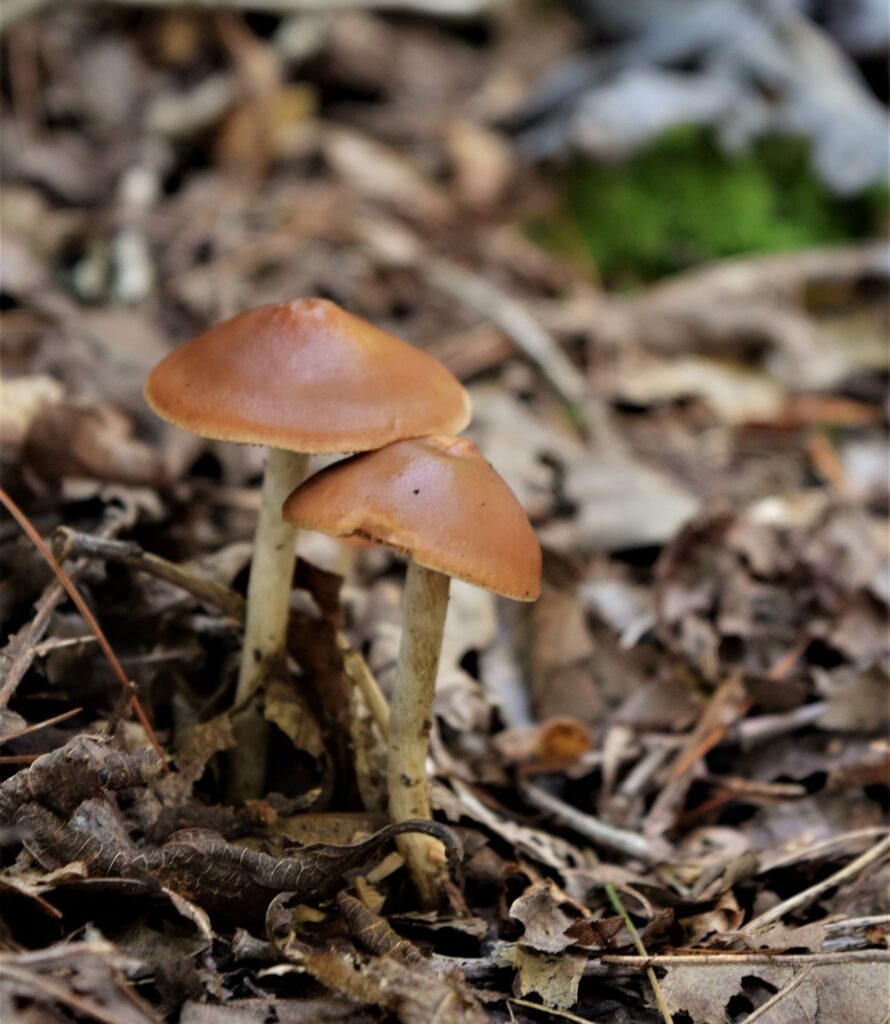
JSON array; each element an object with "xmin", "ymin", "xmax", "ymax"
[{"xmin": 529, "ymin": 128, "xmax": 887, "ymax": 288}]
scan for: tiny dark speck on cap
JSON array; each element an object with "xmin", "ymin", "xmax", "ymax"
[{"xmin": 413, "ymin": 489, "xmax": 420, "ymax": 495}]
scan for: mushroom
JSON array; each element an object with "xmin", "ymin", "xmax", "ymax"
[
  {"xmin": 283, "ymin": 435, "xmax": 541, "ymax": 904},
  {"xmin": 144, "ymin": 299, "xmax": 470, "ymax": 796}
]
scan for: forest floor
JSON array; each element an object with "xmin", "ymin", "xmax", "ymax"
[{"xmin": 1, "ymin": 5, "xmax": 888, "ymax": 1023}]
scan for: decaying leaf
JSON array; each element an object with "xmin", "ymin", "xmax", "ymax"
[
  {"xmin": 505, "ymin": 945, "xmax": 587, "ymax": 1009},
  {"xmin": 656, "ymin": 956, "xmax": 890, "ymax": 1024}
]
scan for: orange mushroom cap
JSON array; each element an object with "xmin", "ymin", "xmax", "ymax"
[
  {"xmin": 144, "ymin": 298, "xmax": 470, "ymax": 454},
  {"xmin": 282, "ymin": 435, "xmax": 541, "ymax": 601}
]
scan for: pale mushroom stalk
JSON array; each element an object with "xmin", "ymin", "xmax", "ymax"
[
  {"xmin": 234, "ymin": 447, "xmax": 310, "ymax": 708},
  {"xmin": 388, "ymin": 558, "xmax": 450, "ymax": 907},
  {"xmin": 229, "ymin": 448, "xmax": 308, "ymax": 803}
]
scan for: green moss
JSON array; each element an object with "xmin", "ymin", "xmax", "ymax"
[{"xmin": 528, "ymin": 128, "xmax": 887, "ymax": 288}]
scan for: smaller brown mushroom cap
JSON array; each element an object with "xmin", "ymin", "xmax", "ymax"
[
  {"xmin": 144, "ymin": 298, "xmax": 470, "ymax": 453},
  {"xmin": 282, "ymin": 435, "xmax": 541, "ymax": 601}
]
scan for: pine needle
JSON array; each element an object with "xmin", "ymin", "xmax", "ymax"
[
  {"xmin": 0, "ymin": 487, "xmax": 166, "ymax": 767},
  {"xmin": 605, "ymin": 882, "xmax": 674, "ymax": 1024}
]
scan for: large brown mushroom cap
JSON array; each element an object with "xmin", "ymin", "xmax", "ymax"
[
  {"xmin": 144, "ymin": 298, "xmax": 470, "ymax": 453},
  {"xmin": 283, "ymin": 435, "xmax": 541, "ymax": 601}
]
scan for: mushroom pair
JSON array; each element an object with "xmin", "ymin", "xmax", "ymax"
[
  {"xmin": 146, "ymin": 299, "xmax": 541, "ymax": 902},
  {"xmin": 146, "ymin": 299, "xmax": 469, "ymax": 798}
]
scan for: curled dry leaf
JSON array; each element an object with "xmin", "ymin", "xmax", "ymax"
[
  {"xmin": 23, "ymin": 401, "xmax": 168, "ymax": 488},
  {"xmin": 0, "ymin": 734, "xmax": 163, "ymax": 825}
]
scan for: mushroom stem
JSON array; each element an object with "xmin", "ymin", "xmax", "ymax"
[
  {"xmin": 388, "ymin": 557, "xmax": 450, "ymax": 907},
  {"xmin": 230, "ymin": 447, "xmax": 308, "ymax": 801}
]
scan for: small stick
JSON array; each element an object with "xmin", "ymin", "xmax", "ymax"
[
  {"xmin": 739, "ymin": 966, "xmax": 814, "ymax": 1023},
  {"xmin": 521, "ymin": 780, "xmax": 659, "ymax": 863},
  {"xmin": 508, "ymin": 998, "xmax": 594, "ymax": 1024},
  {"xmin": 602, "ymin": 950, "xmax": 890, "ymax": 968},
  {"xmin": 826, "ymin": 914, "xmax": 890, "ymax": 931},
  {"xmin": 339, "ymin": 631, "xmax": 390, "ymax": 738},
  {"xmin": 53, "ymin": 527, "xmax": 246, "ymax": 619},
  {"xmin": 758, "ymin": 827, "xmax": 890, "ymax": 873},
  {"xmin": 733, "ymin": 702, "xmax": 827, "ymax": 749},
  {"xmin": 425, "ymin": 259, "xmax": 589, "ymax": 418},
  {"xmin": 0, "ymin": 487, "xmax": 165, "ymax": 766},
  {"xmin": 0, "ymin": 707, "xmax": 82, "ymax": 744},
  {"xmin": 743, "ymin": 834, "xmax": 890, "ymax": 934}
]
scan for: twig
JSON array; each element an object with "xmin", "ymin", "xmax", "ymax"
[
  {"xmin": 53, "ymin": 527, "xmax": 246, "ymax": 619},
  {"xmin": 758, "ymin": 827, "xmax": 890, "ymax": 873},
  {"xmin": 826, "ymin": 914, "xmax": 890, "ymax": 932},
  {"xmin": 743, "ymin": 834, "xmax": 890, "ymax": 934},
  {"xmin": 605, "ymin": 883, "xmax": 673, "ymax": 1024},
  {"xmin": 733, "ymin": 702, "xmax": 827, "ymax": 749},
  {"xmin": 424, "ymin": 259, "xmax": 589, "ymax": 413},
  {"xmin": 602, "ymin": 951, "xmax": 890, "ymax": 968},
  {"xmin": 48, "ymin": 527, "xmax": 392, "ymax": 758},
  {"xmin": 0, "ymin": 488, "xmax": 165, "ymax": 765},
  {"xmin": 0, "ymin": 707, "xmax": 83, "ymax": 744},
  {"xmin": 520, "ymin": 780, "xmax": 659, "ymax": 863},
  {"xmin": 0, "ymin": 579, "xmax": 71, "ymax": 708},
  {"xmin": 508, "ymin": 998, "xmax": 595, "ymax": 1024},
  {"xmin": 741, "ymin": 966, "xmax": 813, "ymax": 1023},
  {"xmin": 644, "ymin": 675, "xmax": 750, "ymax": 839},
  {"xmin": 29, "ymin": 635, "xmax": 96, "ymax": 657},
  {"xmin": 339, "ymin": 632, "xmax": 390, "ymax": 738}
]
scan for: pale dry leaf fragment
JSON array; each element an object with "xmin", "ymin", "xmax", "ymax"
[
  {"xmin": 322, "ymin": 125, "xmax": 450, "ymax": 222},
  {"xmin": 816, "ymin": 667, "xmax": 890, "ymax": 734},
  {"xmin": 0, "ymin": 375, "xmax": 64, "ymax": 447},
  {"xmin": 466, "ymin": 385, "xmax": 583, "ymax": 518},
  {"xmin": 23, "ymin": 401, "xmax": 167, "ymax": 488},
  {"xmin": 658, "ymin": 958, "xmax": 890, "ymax": 1024},
  {"xmin": 552, "ymin": 453, "xmax": 699, "ymax": 553},
  {"xmin": 163, "ymin": 887, "xmax": 215, "ymax": 941},
  {"xmin": 264, "ymin": 677, "xmax": 326, "ymax": 759},
  {"xmin": 509, "ymin": 879, "xmax": 584, "ymax": 954},
  {"xmin": 0, "ymin": 940, "xmax": 157, "ymax": 1024},
  {"xmin": 446, "ymin": 119, "xmax": 514, "ymax": 210},
  {"xmin": 505, "ymin": 945, "xmax": 587, "ymax": 1010},
  {"xmin": 609, "ymin": 353, "xmax": 785, "ymax": 424}
]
